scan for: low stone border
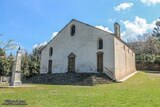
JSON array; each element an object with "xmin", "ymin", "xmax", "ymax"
[
  {"xmin": 117, "ymin": 71, "xmax": 138, "ymax": 82},
  {"xmin": 0, "ymin": 84, "xmax": 35, "ymax": 88}
]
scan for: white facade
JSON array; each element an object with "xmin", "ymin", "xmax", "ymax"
[{"xmin": 40, "ymin": 19, "xmax": 136, "ymax": 81}]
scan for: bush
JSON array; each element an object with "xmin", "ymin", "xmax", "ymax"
[
  {"xmin": 154, "ymin": 56, "xmax": 160, "ymax": 64},
  {"xmin": 0, "ymin": 57, "xmax": 11, "ymax": 76}
]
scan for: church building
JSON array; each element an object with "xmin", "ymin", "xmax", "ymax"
[{"xmin": 40, "ymin": 19, "xmax": 136, "ymax": 81}]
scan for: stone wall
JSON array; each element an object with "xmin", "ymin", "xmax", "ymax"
[
  {"xmin": 0, "ymin": 76, "xmax": 10, "ymax": 83},
  {"xmin": 22, "ymin": 73, "xmax": 114, "ymax": 86},
  {"xmin": 114, "ymin": 37, "xmax": 136, "ymax": 80}
]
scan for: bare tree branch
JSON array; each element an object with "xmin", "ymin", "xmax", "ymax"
[{"xmin": 0, "ymin": 34, "xmax": 17, "ymax": 51}]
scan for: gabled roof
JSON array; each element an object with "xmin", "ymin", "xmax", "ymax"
[
  {"xmin": 72, "ymin": 19, "xmax": 114, "ymax": 35},
  {"xmin": 42, "ymin": 19, "xmax": 134, "ymax": 53},
  {"xmin": 42, "ymin": 19, "xmax": 113, "ymax": 50}
]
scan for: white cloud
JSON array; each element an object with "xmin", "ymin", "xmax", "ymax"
[
  {"xmin": 51, "ymin": 32, "xmax": 58, "ymax": 40},
  {"xmin": 121, "ymin": 16, "xmax": 158, "ymax": 41},
  {"xmin": 95, "ymin": 26, "xmax": 113, "ymax": 33},
  {"xmin": 108, "ymin": 18, "xmax": 116, "ymax": 23},
  {"xmin": 33, "ymin": 44, "xmax": 38, "ymax": 49},
  {"xmin": 33, "ymin": 41, "xmax": 47, "ymax": 49},
  {"xmin": 33, "ymin": 31, "xmax": 58, "ymax": 49},
  {"xmin": 114, "ymin": 2, "xmax": 133, "ymax": 11},
  {"xmin": 140, "ymin": 0, "xmax": 160, "ymax": 6}
]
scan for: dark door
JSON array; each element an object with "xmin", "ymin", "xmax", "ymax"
[
  {"xmin": 48, "ymin": 60, "xmax": 52, "ymax": 74},
  {"xmin": 97, "ymin": 53, "xmax": 103, "ymax": 72},
  {"xmin": 68, "ymin": 57, "xmax": 75, "ymax": 72}
]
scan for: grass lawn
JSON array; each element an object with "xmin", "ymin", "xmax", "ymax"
[{"xmin": 0, "ymin": 71, "xmax": 160, "ymax": 107}]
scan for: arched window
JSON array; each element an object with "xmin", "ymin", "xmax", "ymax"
[
  {"xmin": 71, "ymin": 25, "xmax": 76, "ymax": 36},
  {"xmin": 49, "ymin": 47, "xmax": 53, "ymax": 56},
  {"xmin": 98, "ymin": 38, "xmax": 103, "ymax": 49}
]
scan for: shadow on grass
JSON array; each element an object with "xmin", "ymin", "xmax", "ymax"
[{"xmin": 21, "ymin": 81, "xmax": 105, "ymax": 86}]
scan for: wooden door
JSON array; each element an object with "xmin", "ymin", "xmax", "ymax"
[
  {"xmin": 97, "ymin": 53, "xmax": 103, "ymax": 72},
  {"xmin": 68, "ymin": 57, "xmax": 75, "ymax": 72},
  {"xmin": 48, "ymin": 60, "xmax": 52, "ymax": 74}
]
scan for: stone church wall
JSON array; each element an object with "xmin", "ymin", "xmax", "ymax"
[
  {"xmin": 40, "ymin": 19, "xmax": 136, "ymax": 81},
  {"xmin": 114, "ymin": 37, "xmax": 136, "ymax": 80},
  {"xmin": 40, "ymin": 20, "xmax": 115, "ymax": 76}
]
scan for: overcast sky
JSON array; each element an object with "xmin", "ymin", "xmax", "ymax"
[{"xmin": 0, "ymin": 0, "xmax": 160, "ymax": 53}]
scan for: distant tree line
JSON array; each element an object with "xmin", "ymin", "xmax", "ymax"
[
  {"xmin": 128, "ymin": 19, "xmax": 160, "ymax": 70},
  {"xmin": 0, "ymin": 34, "xmax": 45, "ymax": 77}
]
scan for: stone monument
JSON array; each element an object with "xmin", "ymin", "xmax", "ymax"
[{"xmin": 10, "ymin": 47, "xmax": 22, "ymax": 86}]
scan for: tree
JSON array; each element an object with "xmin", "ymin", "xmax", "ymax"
[
  {"xmin": 0, "ymin": 48, "xmax": 5, "ymax": 56},
  {"xmin": 32, "ymin": 44, "xmax": 45, "ymax": 59},
  {"xmin": 0, "ymin": 34, "xmax": 17, "ymax": 76},
  {"xmin": 152, "ymin": 19, "xmax": 160, "ymax": 40},
  {"xmin": 21, "ymin": 45, "xmax": 45, "ymax": 78},
  {"xmin": 127, "ymin": 18, "xmax": 160, "ymax": 70},
  {"xmin": 28, "ymin": 45, "xmax": 45, "ymax": 76},
  {"xmin": 0, "ymin": 51, "xmax": 11, "ymax": 76},
  {"xmin": 145, "ymin": 36, "xmax": 160, "ymax": 55},
  {"xmin": 28, "ymin": 54, "xmax": 40, "ymax": 76},
  {"xmin": 127, "ymin": 33, "xmax": 160, "ymax": 69},
  {"xmin": 0, "ymin": 34, "xmax": 17, "ymax": 51},
  {"xmin": 21, "ymin": 52, "xmax": 30, "ymax": 77},
  {"xmin": 8, "ymin": 53, "xmax": 14, "ymax": 76}
]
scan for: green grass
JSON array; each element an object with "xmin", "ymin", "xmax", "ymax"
[{"xmin": 0, "ymin": 71, "xmax": 160, "ymax": 107}]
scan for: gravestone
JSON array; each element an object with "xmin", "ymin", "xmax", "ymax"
[{"xmin": 10, "ymin": 47, "xmax": 22, "ymax": 86}]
